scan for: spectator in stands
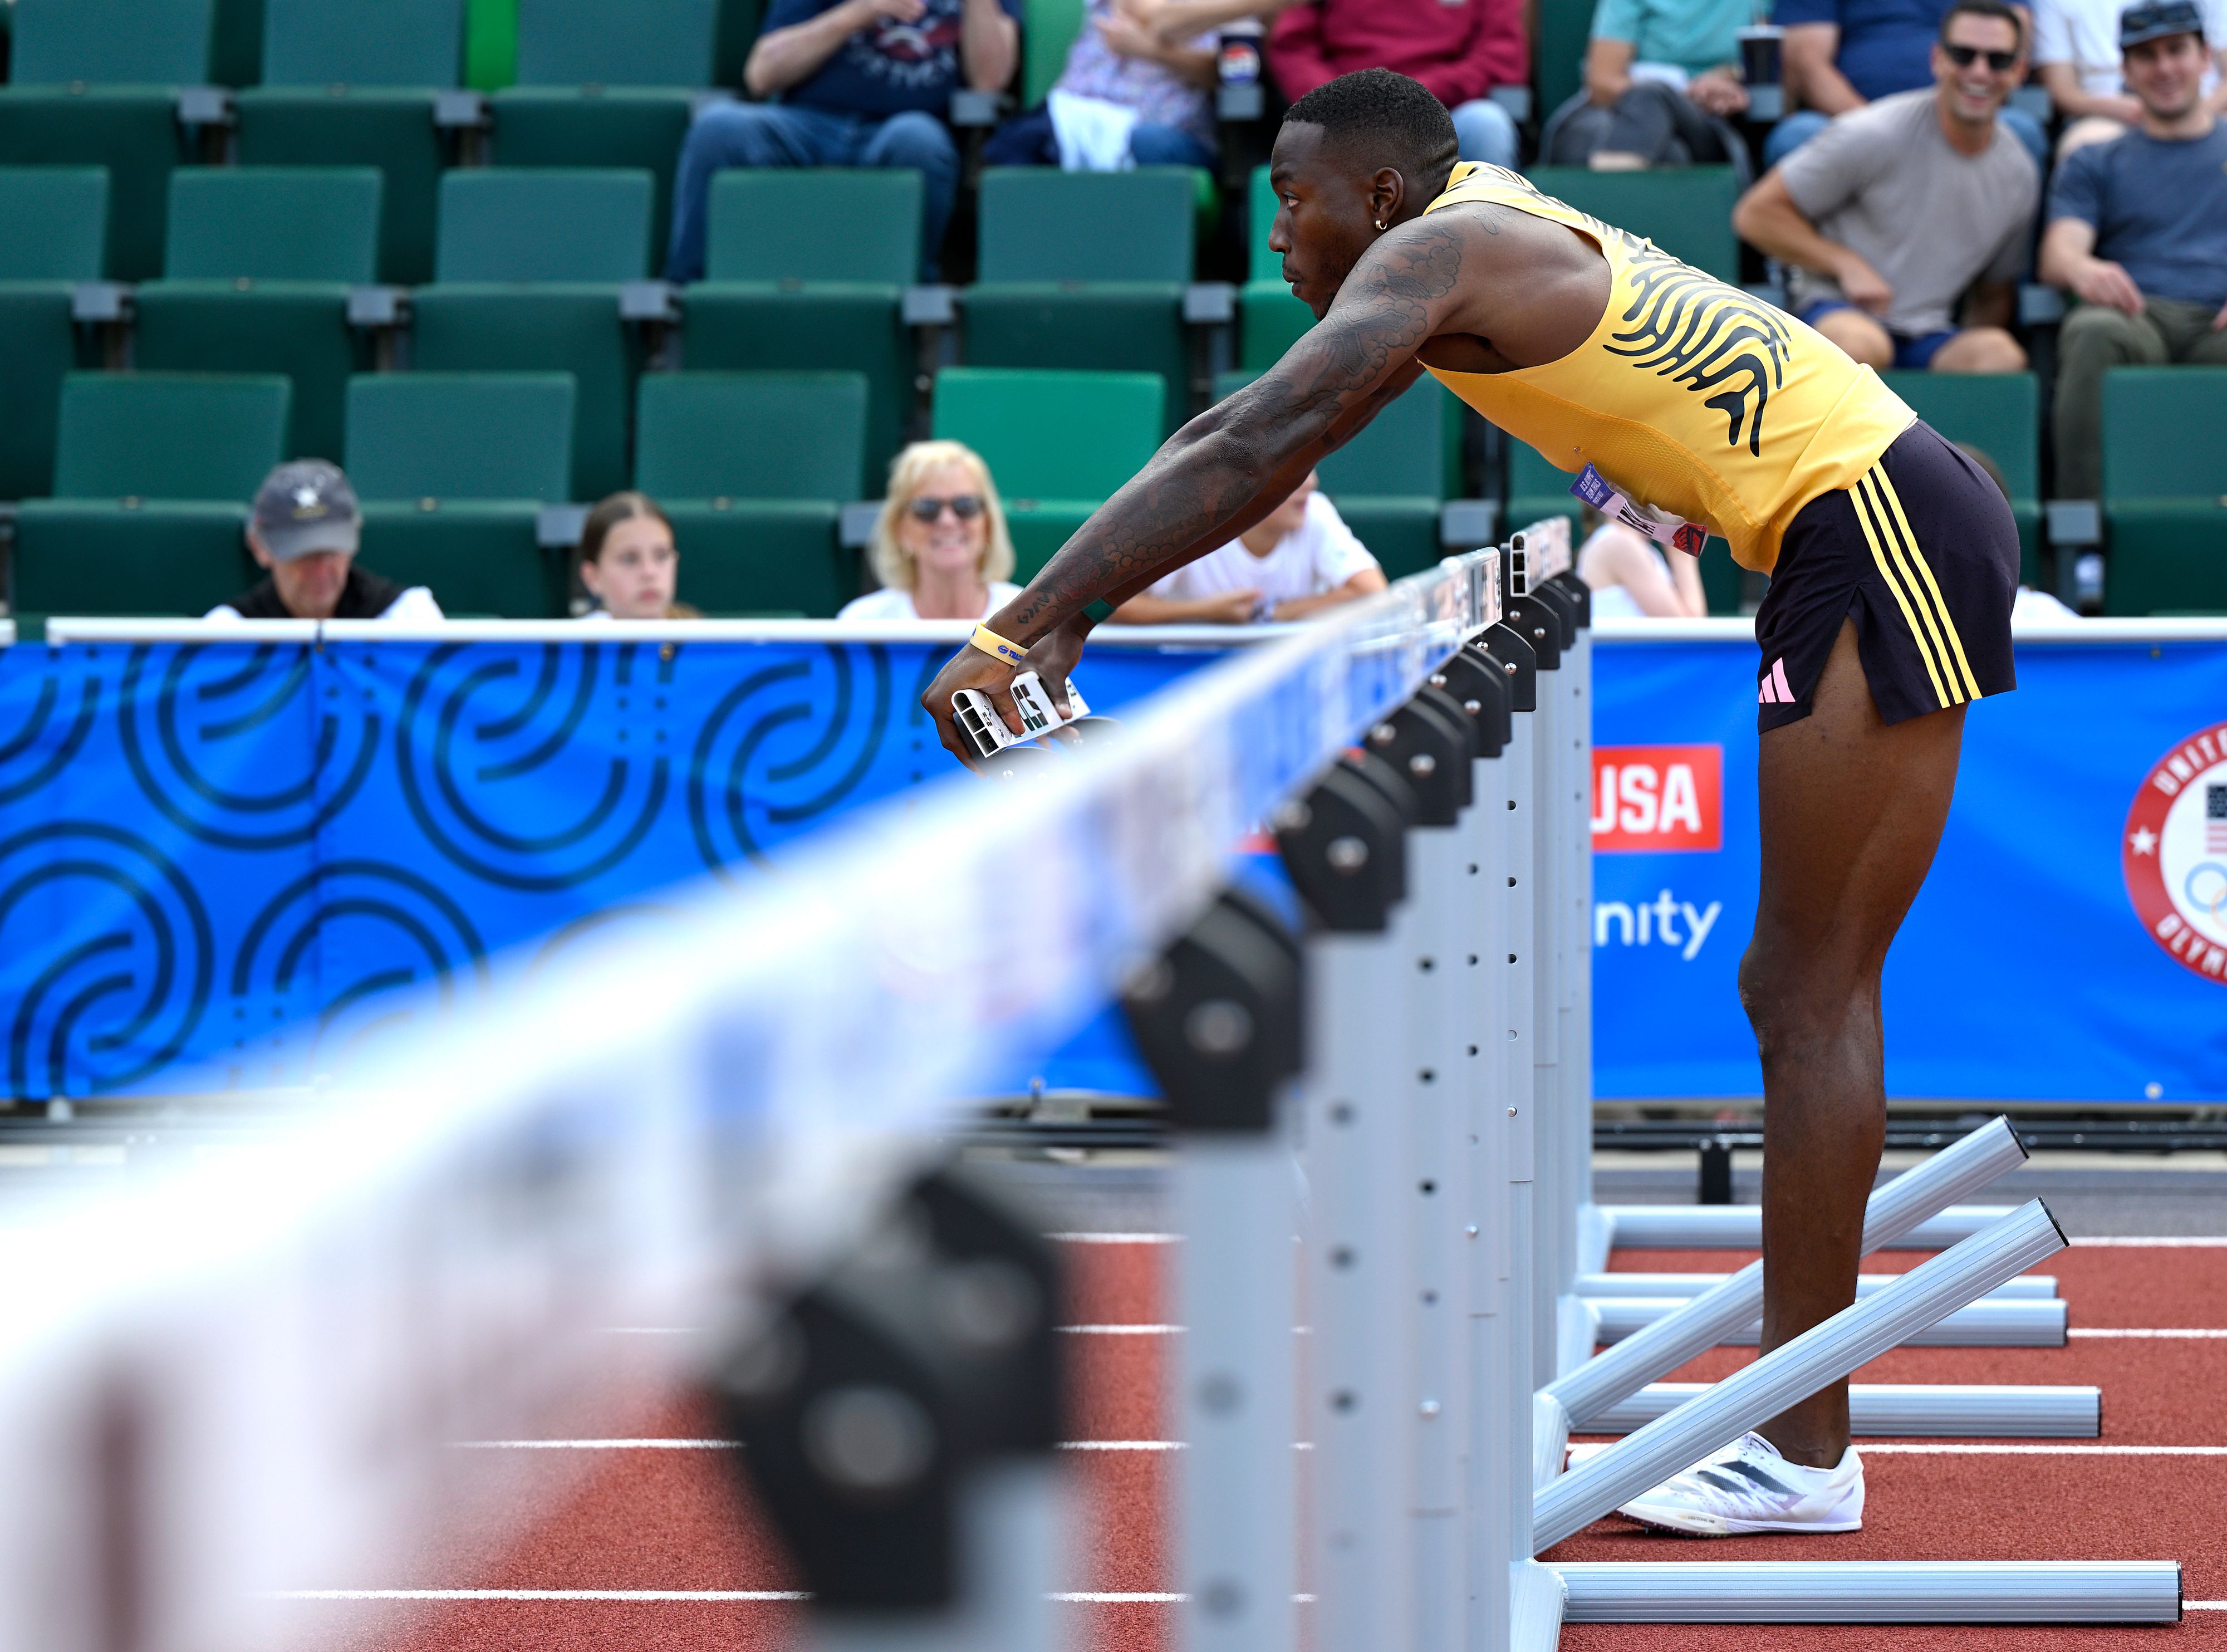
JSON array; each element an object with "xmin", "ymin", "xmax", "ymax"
[
  {"xmin": 839, "ymin": 440, "xmax": 1024, "ymax": 621},
  {"xmin": 1541, "ymin": 0, "xmax": 1763, "ymax": 174},
  {"xmin": 982, "ymin": 0, "xmax": 1220, "ymax": 169},
  {"xmin": 205, "ymin": 461, "xmax": 442, "ymax": 623},
  {"xmin": 1733, "ymin": 0, "xmax": 2037, "ymax": 374},
  {"xmin": 1265, "ymin": 1, "xmax": 1527, "ymax": 169},
  {"xmin": 665, "ymin": 0, "xmax": 1022, "ymax": 283},
  {"xmin": 2040, "ymin": 0, "xmax": 2227, "ymax": 497},
  {"xmin": 2034, "ymin": 0, "xmax": 2224, "ymax": 153},
  {"xmin": 1578, "ymin": 516, "xmax": 1712, "ymax": 615},
  {"xmin": 1108, "ymin": 472, "xmax": 1385, "ymax": 621},
  {"xmin": 577, "ymin": 493, "xmax": 702, "ymax": 620},
  {"xmin": 1770, "ymin": 0, "xmax": 2048, "ymax": 163}
]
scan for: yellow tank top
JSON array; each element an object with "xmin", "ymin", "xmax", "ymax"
[{"xmin": 1420, "ymin": 164, "xmax": 1914, "ymax": 573}]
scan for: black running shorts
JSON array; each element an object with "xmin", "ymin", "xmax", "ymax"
[{"xmin": 1754, "ymin": 418, "xmax": 2019, "ymax": 732}]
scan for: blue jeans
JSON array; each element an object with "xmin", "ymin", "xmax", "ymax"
[
  {"xmin": 1450, "ymin": 96, "xmax": 1520, "ymax": 169},
  {"xmin": 665, "ymin": 101, "xmax": 960, "ymax": 282},
  {"xmin": 1763, "ymin": 103, "xmax": 2047, "ymax": 170}
]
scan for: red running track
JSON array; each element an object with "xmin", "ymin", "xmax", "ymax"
[{"xmin": 271, "ymin": 1237, "xmax": 2227, "ymax": 1652}]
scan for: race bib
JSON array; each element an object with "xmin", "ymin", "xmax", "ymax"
[{"xmin": 1569, "ymin": 463, "xmax": 1709, "ymax": 557}]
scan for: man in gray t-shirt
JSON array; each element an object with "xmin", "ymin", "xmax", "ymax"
[{"xmin": 1734, "ymin": 0, "xmax": 2041, "ymax": 371}]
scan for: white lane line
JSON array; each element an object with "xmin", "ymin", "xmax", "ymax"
[
  {"xmin": 1858, "ymin": 1443, "xmax": 2227, "ymax": 1455},
  {"xmin": 1051, "ymin": 1233, "xmax": 1179, "ymax": 1244},
  {"xmin": 267, "ymin": 1590, "xmax": 807, "ymax": 1602},
  {"xmin": 2068, "ymin": 1328, "xmax": 2227, "ymax": 1338},
  {"xmin": 1054, "ymin": 1592, "xmax": 1188, "ymax": 1602},
  {"xmin": 452, "ymin": 1440, "xmax": 737, "ymax": 1450},
  {"xmin": 2186, "ymin": 1601, "xmax": 2227, "ymax": 1610},
  {"xmin": 1059, "ymin": 1440, "xmax": 1185, "ymax": 1452},
  {"xmin": 2070, "ymin": 1238, "xmax": 2227, "ymax": 1247},
  {"xmin": 1061, "ymin": 1323, "xmax": 1182, "ymax": 1335}
]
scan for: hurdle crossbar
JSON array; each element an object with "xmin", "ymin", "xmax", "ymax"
[
  {"xmin": 1583, "ymin": 1381, "xmax": 2101, "ymax": 1438},
  {"xmin": 1555, "ymin": 1561, "xmax": 2182, "ymax": 1623}
]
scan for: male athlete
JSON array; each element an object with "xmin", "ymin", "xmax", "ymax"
[{"xmin": 925, "ymin": 67, "xmax": 2017, "ymax": 1535}]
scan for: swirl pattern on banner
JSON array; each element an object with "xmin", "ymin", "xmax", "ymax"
[
  {"xmin": 688, "ymin": 643, "xmax": 917, "ymax": 876},
  {"xmin": 0, "ymin": 822, "xmax": 213, "ymax": 1097},
  {"xmin": 395, "ymin": 641, "xmax": 671, "ymax": 891},
  {"xmin": 118, "ymin": 643, "xmax": 380, "ymax": 849},
  {"xmin": 0, "ymin": 655, "xmax": 100, "ymax": 807},
  {"xmin": 230, "ymin": 861, "xmax": 490, "ymax": 1077}
]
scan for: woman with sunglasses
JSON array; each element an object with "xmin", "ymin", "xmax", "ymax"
[{"xmin": 839, "ymin": 441, "xmax": 1025, "ymax": 622}]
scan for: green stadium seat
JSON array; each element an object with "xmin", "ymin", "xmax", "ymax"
[
  {"xmin": 964, "ymin": 168, "xmax": 1200, "ymax": 433},
  {"xmin": 1523, "ymin": 166, "xmax": 1743, "ymax": 282},
  {"xmin": 212, "ymin": 0, "xmax": 265, "ymax": 86},
  {"xmin": 2100, "ymin": 366, "xmax": 2227, "ymax": 616},
  {"xmin": 1534, "ymin": 0, "xmax": 1593, "ymax": 139},
  {"xmin": 0, "ymin": 168, "xmax": 109, "ymax": 498},
  {"xmin": 1023, "ymin": 0, "xmax": 1086, "ymax": 105},
  {"xmin": 490, "ymin": 0, "xmax": 719, "ymax": 258},
  {"xmin": 1215, "ymin": 367, "xmax": 1464, "ymax": 579},
  {"xmin": 680, "ymin": 169, "xmax": 919, "ymax": 482},
  {"xmin": 53, "ymin": 371, "xmax": 290, "ymax": 499},
  {"xmin": 345, "ymin": 371, "xmax": 573, "ymax": 615},
  {"xmin": 133, "ymin": 167, "xmax": 382, "ymax": 460},
  {"xmin": 932, "ymin": 367, "xmax": 1162, "ymax": 580},
  {"xmin": 1880, "ymin": 369, "xmax": 2043, "ymax": 588},
  {"xmin": 233, "ymin": 0, "xmax": 465, "ymax": 285},
  {"xmin": 0, "ymin": 0, "xmax": 214, "ymax": 278},
  {"xmin": 408, "ymin": 168, "xmax": 655, "ymax": 500},
  {"xmin": 12, "ymin": 499, "xmax": 253, "ymax": 615},
  {"xmin": 633, "ymin": 369, "xmax": 863, "ymax": 616},
  {"xmin": 713, "ymin": 0, "xmax": 768, "ymax": 88},
  {"xmin": 1241, "ymin": 164, "xmax": 1312, "ymax": 370}
]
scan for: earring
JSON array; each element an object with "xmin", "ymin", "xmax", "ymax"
[{"xmin": 1375, "ymin": 218, "xmax": 1387, "ymax": 231}]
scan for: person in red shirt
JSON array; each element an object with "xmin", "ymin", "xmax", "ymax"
[{"xmin": 1267, "ymin": 0, "xmax": 1527, "ymax": 164}]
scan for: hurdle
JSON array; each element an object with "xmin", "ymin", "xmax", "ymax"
[{"xmin": 0, "ymin": 533, "xmax": 2179, "ymax": 1651}]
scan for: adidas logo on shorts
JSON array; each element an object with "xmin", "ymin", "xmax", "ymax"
[{"xmin": 1757, "ymin": 657, "xmax": 1796, "ymax": 705}]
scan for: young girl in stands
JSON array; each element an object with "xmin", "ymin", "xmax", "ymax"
[
  {"xmin": 840, "ymin": 442, "xmax": 1024, "ymax": 622},
  {"xmin": 578, "ymin": 492, "xmax": 700, "ymax": 620}
]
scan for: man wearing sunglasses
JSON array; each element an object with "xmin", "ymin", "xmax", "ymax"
[
  {"xmin": 1734, "ymin": 0, "xmax": 2038, "ymax": 378},
  {"xmin": 2040, "ymin": 0, "xmax": 2227, "ymax": 498}
]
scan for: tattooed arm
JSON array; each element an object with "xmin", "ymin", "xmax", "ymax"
[{"xmin": 921, "ymin": 219, "xmax": 1469, "ymax": 763}]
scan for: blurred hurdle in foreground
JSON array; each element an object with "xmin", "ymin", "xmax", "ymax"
[{"xmin": 0, "ymin": 528, "xmax": 2179, "ymax": 1652}]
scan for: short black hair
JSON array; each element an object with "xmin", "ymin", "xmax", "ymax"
[
  {"xmin": 1282, "ymin": 68, "xmax": 1459, "ymax": 182},
  {"xmin": 1942, "ymin": 0, "xmax": 2024, "ymax": 51}
]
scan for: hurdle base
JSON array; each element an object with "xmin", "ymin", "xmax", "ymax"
[
  {"xmin": 1553, "ymin": 1561, "xmax": 2181, "ymax": 1624},
  {"xmin": 1553, "ymin": 1295, "xmax": 1599, "ymax": 1379},
  {"xmin": 1577, "ymin": 1272, "xmax": 2058, "ymax": 1301},
  {"xmin": 1512, "ymin": 1561, "xmax": 1567, "ymax": 1651},
  {"xmin": 1533, "ymin": 1392, "xmax": 1571, "ymax": 1489},
  {"xmin": 1601, "ymin": 1204, "xmax": 2015, "ymax": 1251},
  {"xmin": 1582, "ymin": 1381, "xmax": 2100, "ymax": 1439},
  {"xmin": 1588, "ymin": 1295, "xmax": 2067, "ymax": 1347}
]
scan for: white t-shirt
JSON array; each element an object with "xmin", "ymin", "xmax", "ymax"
[
  {"xmin": 2034, "ymin": 0, "xmax": 2225, "ymax": 96},
  {"xmin": 836, "ymin": 581, "xmax": 1023, "ymax": 622},
  {"xmin": 203, "ymin": 584, "xmax": 443, "ymax": 622},
  {"xmin": 1145, "ymin": 494, "xmax": 1379, "ymax": 611}
]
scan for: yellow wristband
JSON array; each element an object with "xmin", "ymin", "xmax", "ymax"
[{"xmin": 969, "ymin": 623, "xmax": 1030, "ymax": 669}]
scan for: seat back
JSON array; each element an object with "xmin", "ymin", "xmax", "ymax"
[
  {"xmin": 9, "ymin": 0, "xmax": 215, "ymax": 85},
  {"xmin": 1216, "ymin": 367, "xmax": 1455, "ymax": 499},
  {"xmin": 1535, "ymin": 0, "xmax": 1593, "ymax": 125},
  {"xmin": 513, "ymin": 0, "xmax": 719, "ymax": 84},
  {"xmin": 346, "ymin": 372, "xmax": 576, "ymax": 498},
  {"xmin": 1523, "ymin": 167, "xmax": 1743, "ymax": 282},
  {"xmin": 164, "ymin": 166, "xmax": 384, "ymax": 281},
  {"xmin": 932, "ymin": 368, "xmax": 1163, "ymax": 499},
  {"xmin": 705, "ymin": 169, "xmax": 921, "ymax": 284},
  {"xmin": 53, "ymin": 372, "xmax": 290, "ymax": 499},
  {"xmin": 435, "ymin": 168, "xmax": 655, "ymax": 281},
  {"xmin": 1249, "ymin": 164, "xmax": 1281, "ymax": 282},
  {"xmin": 0, "ymin": 169, "xmax": 111, "ymax": 280},
  {"xmin": 1879, "ymin": 370, "xmax": 2040, "ymax": 502},
  {"xmin": 636, "ymin": 372, "xmax": 869, "ymax": 501},
  {"xmin": 262, "ymin": 0, "xmax": 463, "ymax": 85},
  {"xmin": 977, "ymin": 168, "xmax": 1196, "ymax": 283},
  {"xmin": 2102, "ymin": 367, "xmax": 2227, "ymax": 498},
  {"xmin": 1023, "ymin": 0, "xmax": 1087, "ymax": 105}
]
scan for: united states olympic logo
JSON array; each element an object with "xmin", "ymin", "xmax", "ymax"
[{"xmin": 2123, "ymin": 719, "xmax": 2227, "ymax": 985}]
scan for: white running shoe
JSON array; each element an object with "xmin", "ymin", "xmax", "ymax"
[{"xmin": 1615, "ymin": 1431, "xmax": 1864, "ymax": 1536}]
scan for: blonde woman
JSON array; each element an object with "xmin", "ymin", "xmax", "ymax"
[{"xmin": 838, "ymin": 440, "xmax": 1023, "ymax": 622}]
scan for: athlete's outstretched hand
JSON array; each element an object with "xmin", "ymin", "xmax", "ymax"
[{"xmin": 920, "ymin": 615, "xmax": 1091, "ymax": 769}]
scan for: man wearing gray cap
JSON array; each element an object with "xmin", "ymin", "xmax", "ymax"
[
  {"xmin": 204, "ymin": 460, "xmax": 444, "ymax": 622},
  {"xmin": 2040, "ymin": 0, "xmax": 2227, "ymax": 496}
]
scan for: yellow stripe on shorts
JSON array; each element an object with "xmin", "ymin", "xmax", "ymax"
[
  {"xmin": 1866, "ymin": 463, "xmax": 1985, "ymax": 702},
  {"xmin": 1849, "ymin": 470, "xmax": 1955, "ymax": 710}
]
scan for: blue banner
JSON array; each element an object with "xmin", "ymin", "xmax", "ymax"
[{"xmin": 3, "ymin": 630, "xmax": 2221, "ymax": 1101}]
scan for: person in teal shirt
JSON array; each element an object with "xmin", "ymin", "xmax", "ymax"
[{"xmin": 1541, "ymin": 0, "xmax": 1764, "ymax": 170}]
